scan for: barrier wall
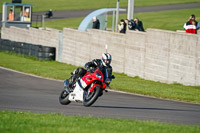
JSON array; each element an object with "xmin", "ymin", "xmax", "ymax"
[
  {"xmin": 197, "ymin": 36, "xmax": 200, "ymax": 85},
  {"xmin": 62, "ymin": 28, "xmax": 200, "ymax": 85},
  {"xmin": 146, "ymin": 29, "xmax": 199, "ymax": 85},
  {"xmin": 1, "ymin": 27, "xmax": 60, "ymax": 60},
  {"xmin": 1, "ymin": 26, "xmax": 200, "ymax": 86}
]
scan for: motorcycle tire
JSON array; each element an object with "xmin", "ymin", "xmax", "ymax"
[
  {"xmin": 59, "ymin": 90, "xmax": 71, "ymax": 105},
  {"xmin": 83, "ymin": 86, "xmax": 102, "ymax": 107}
]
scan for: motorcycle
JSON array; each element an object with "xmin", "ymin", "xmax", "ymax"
[{"xmin": 59, "ymin": 68, "xmax": 115, "ymax": 107}]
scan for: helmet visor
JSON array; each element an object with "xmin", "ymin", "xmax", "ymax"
[{"xmin": 103, "ymin": 59, "xmax": 111, "ymax": 65}]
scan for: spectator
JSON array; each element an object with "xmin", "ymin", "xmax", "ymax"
[
  {"xmin": 118, "ymin": 19, "xmax": 126, "ymax": 34},
  {"xmin": 125, "ymin": 19, "xmax": 135, "ymax": 30},
  {"xmin": 8, "ymin": 8, "xmax": 14, "ymax": 21},
  {"xmin": 21, "ymin": 8, "xmax": 30, "ymax": 21},
  {"xmin": 45, "ymin": 9, "xmax": 53, "ymax": 18},
  {"xmin": 125, "ymin": 19, "xmax": 131, "ymax": 30},
  {"xmin": 92, "ymin": 16, "xmax": 100, "ymax": 29},
  {"xmin": 184, "ymin": 14, "xmax": 199, "ymax": 34},
  {"xmin": 130, "ymin": 17, "xmax": 145, "ymax": 32},
  {"xmin": 127, "ymin": 19, "xmax": 134, "ymax": 30}
]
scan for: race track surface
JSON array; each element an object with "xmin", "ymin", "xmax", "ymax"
[
  {"xmin": 31, "ymin": 3, "xmax": 200, "ymax": 21},
  {"xmin": 0, "ymin": 67, "xmax": 200, "ymax": 125},
  {"xmin": 0, "ymin": 3, "xmax": 200, "ymax": 23}
]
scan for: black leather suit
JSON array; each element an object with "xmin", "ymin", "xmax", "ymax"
[{"xmin": 67, "ymin": 59, "xmax": 113, "ymax": 88}]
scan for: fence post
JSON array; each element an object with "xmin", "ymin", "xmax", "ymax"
[
  {"xmin": 42, "ymin": 15, "xmax": 45, "ymax": 29},
  {"xmin": 58, "ymin": 31, "xmax": 63, "ymax": 62}
]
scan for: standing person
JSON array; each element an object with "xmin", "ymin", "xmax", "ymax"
[
  {"xmin": 8, "ymin": 8, "xmax": 14, "ymax": 21},
  {"xmin": 92, "ymin": 16, "xmax": 100, "ymax": 29},
  {"xmin": 184, "ymin": 14, "xmax": 199, "ymax": 34},
  {"xmin": 132, "ymin": 18, "xmax": 145, "ymax": 31},
  {"xmin": 24, "ymin": 8, "xmax": 30, "ymax": 21},
  {"xmin": 45, "ymin": 9, "xmax": 53, "ymax": 18},
  {"xmin": 127, "ymin": 19, "xmax": 135, "ymax": 30},
  {"xmin": 118, "ymin": 19, "xmax": 126, "ymax": 34},
  {"xmin": 21, "ymin": 8, "xmax": 30, "ymax": 21},
  {"xmin": 125, "ymin": 19, "xmax": 131, "ymax": 30},
  {"xmin": 125, "ymin": 19, "xmax": 137, "ymax": 30}
]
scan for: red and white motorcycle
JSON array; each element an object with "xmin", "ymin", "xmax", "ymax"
[{"xmin": 59, "ymin": 68, "xmax": 115, "ymax": 107}]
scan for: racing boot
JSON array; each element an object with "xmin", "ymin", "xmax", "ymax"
[{"xmin": 66, "ymin": 74, "xmax": 76, "ymax": 91}]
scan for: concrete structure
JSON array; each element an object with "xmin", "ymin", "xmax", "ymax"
[
  {"xmin": 1, "ymin": 27, "xmax": 200, "ymax": 86},
  {"xmin": 2, "ymin": 3, "xmax": 33, "ymax": 28},
  {"xmin": 78, "ymin": 8, "xmax": 126, "ymax": 31}
]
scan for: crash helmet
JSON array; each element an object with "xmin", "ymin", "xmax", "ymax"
[{"xmin": 101, "ymin": 53, "xmax": 112, "ymax": 66}]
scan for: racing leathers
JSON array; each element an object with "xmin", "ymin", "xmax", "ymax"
[
  {"xmin": 67, "ymin": 59, "xmax": 113, "ymax": 89},
  {"xmin": 85, "ymin": 59, "xmax": 113, "ymax": 83}
]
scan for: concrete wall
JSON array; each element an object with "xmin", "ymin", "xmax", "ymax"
[
  {"xmin": 1, "ymin": 26, "xmax": 200, "ymax": 86},
  {"xmin": 197, "ymin": 35, "xmax": 200, "ymax": 85},
  {"xmin": 62, "ymin": 28, "xmax": 200, "ymax": 85},
  {"xmin": 146, "ymin": 29, "xmax": 199, "ymax": 85}
]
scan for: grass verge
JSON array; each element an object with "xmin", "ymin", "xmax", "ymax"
[
  {"xmin": 0, "ymin": 51, "xmax": 200, "ymax": 104},
  {"xmin": 33, "ymin": 8, "xmax": 200, "ymax": 31},
  {"xmin": 0, "ymin": 111, "xmax": 200, "ymax": 133},
  {"xmin": 1, "ymin": 0, "xmax": 200, "ymax": 13}
]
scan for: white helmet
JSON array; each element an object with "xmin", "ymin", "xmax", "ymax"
[{"xmin": 101, "ymin": 53, "xmax": 112, "ymax": 66}]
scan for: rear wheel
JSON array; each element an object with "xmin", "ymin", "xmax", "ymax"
[
  {"xmin": 59, "ymin": 90, "xmax": 71, "ymax": 105},
  {"xmin": 83, "ymin": 86, "xmax": 102, "ymax": 107}
]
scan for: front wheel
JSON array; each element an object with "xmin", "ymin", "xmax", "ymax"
[
  {"xmin": 83, "ymin": 86, "xmax": 102, "ymax": 107},
  {"xmin": 59, "ymin": 90, "xmax": 71, "ymax": 105}
]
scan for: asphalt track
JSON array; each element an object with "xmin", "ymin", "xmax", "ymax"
[
  {"xmin": 0, "ymin": 67, "xmax": 200, "ymax": 125},
  {"xmin": 0, "ymin": 2, "xmax": 199, "ymax": 28},
  {"xmin": 31, "ymin": 3, "xmax": 200, "ymax": 21},
  {"xmin": 0, "ymin": 3, "xmax": 200, "ymax": 23}
]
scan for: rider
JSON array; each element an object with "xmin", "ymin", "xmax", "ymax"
[{"xmin": 67, "ymin": 53, "xmax": 113, "ymax": 89}]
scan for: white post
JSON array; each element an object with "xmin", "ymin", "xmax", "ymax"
[
  {"xmin": 115, "ymin": 0, "xmax": 120, "ymax": 32},
  {"xmin": 42, "ymin": 15, "xmax": 45, "ymax": 29},
  {"xmin": 2, "ymin": 4, "xmax": 5, "ymax": 21},
  {"xmin": 112, "ymin": 11, "xmax": 115, "ymax": 32},
  {"xmin": 127, "ymin": 0, "xmax": 134, "ymax": 20}
]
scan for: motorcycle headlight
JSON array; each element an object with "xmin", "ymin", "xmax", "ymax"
[{"xmin": 96, "ymin": 72, "xmax": 103, "ymax": 80}]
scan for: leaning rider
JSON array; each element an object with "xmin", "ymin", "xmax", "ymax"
[{"xmin": 67, "ymin": 53, "xmax": 113, "ymax": 89}]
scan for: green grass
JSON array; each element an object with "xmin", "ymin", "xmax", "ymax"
[
  {"xmin": 111, "ymin": 74, "xmax": 200, "ymax": 103},
  {"xmin": 0, "ymin": 51, "xmax": 200, "ymax": 104},
  {"xmin": 0, "ymin": 52, "xmax": 77, "ymax": 79},
  {"xmin": 0, "ymin": 111, "xmax": 200, "ymax": 133},
  {"xmin": 33, "ymin": 8, "xmax": 200, "ymax": 31},
  {"xmin": 129, "ymin": 8, "xmax": 200, "ymax": 31},
  {"xmin": 1, "ymin": 0, "xmax": 200, "ymax": 13},
  {"xmin": 35, "ymin": 17, "xmax": 84, "ymax": 30}
]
